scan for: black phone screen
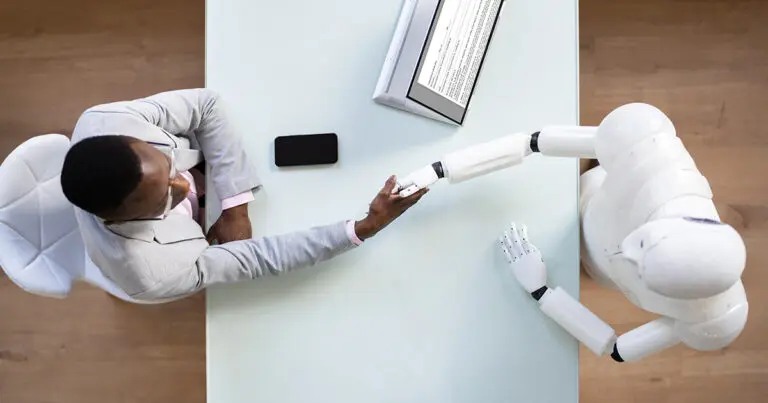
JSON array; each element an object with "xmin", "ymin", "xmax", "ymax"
[{"xmin": 274, "ymin": 133, "xmax": 338, "ymax": 167}]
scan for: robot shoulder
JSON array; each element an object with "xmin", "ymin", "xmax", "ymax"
[{"xmin": 674, "ymin": 296, "xmax": 748, "ymax": 351}]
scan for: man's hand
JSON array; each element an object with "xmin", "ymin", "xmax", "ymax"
[
  {"xmin": 499, "ymin": 222, "xmax": 547, "ymax": 293},
  {"xmin": 354, "ymin": 176, "xmax": 428, "ymax": 240},
  {"xmin": 206, "ymin": 204, "xmax": 252, "ymax": 244}
]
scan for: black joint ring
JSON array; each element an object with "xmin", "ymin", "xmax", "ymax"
[
  {"xmin": 531, "ymin": 285, "xmax": 548, "ymax": 301},
  {"xmin": 611, "ymin": 343, "xmax": 625, "ymax": 363},
  {"xmin": 530, "ymin": 131, "xmax": 541, "ymax": 153},
  {"xmin": 432, "ymin": 161, "xmax": 445, "ymax": 178}
]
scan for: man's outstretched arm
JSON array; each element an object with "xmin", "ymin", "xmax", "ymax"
[
  {"xmin": 196, "ymin": 176, "xmax": 427, "ymax": 286},
  {"xmin": 131, "ymin": 176, "xmax": 429, "ymax": 301}
]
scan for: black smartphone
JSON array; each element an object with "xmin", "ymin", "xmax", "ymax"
[{"xmin": 274, "ymin": 132, "xmax": 338, "ymax": 167}]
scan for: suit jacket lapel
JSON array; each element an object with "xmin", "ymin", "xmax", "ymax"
[
  {"xmin": 107, "ymin": 214, "xmax": 206, "ymax": 244},
  {"xmin": 106, "ymin": 220, "xmax": 156, "ymax": 242}
]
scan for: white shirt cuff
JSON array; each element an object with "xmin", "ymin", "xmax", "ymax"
[
  {"xmin": 221, "ymin": 191, "xmax": 255, "ymax": 210},
  {"xmin": 345, "ymin": 220, "xmax": 364, "ymax": 246}
]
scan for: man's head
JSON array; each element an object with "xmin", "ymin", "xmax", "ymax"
[{"xmin": 61, "ymin": 135, "xmax": 191, "ymax": 221}]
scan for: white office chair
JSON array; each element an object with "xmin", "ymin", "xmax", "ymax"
[{"xmin": 0, "ymin": 134, "xmax": 137, "ymax": 302}]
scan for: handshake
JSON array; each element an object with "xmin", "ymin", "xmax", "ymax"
[
  {"xmin": 354, "ymin": 175, "xmax": 430, "ymax": 240},
  {"xmin": 391, "ymin": 162, "xmax": 444, "ymax": 197}
]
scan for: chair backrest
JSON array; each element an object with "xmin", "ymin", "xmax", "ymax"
[{"xmin": 0, "ymin": 134, "xmax": 85, "ymax": 297}]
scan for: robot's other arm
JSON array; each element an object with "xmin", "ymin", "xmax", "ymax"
[
  {"xmin": 499, "ymin": 223, "xmax": 616, "ymax": 356},
  {"xmin": 612, "ymin": 318, "xmax": 680, "ymax": 362},
  {"xmin": 500, "ymin": 223, "xmax": 681, "ymax": 362},
  {"xmin": 538, "ymin": 287, "xmax": 681, "ymax": 362}
]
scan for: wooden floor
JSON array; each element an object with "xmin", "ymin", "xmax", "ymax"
[
  {"xmin": 1, "ymin": 0, "xmax": 766, "ymax": 402},
  {"xmin": 0, "ymin": 1, "xmax": 207, "ymax": 402},
  {"xmin": 579, "ymin": 1, "xmax": 768, "ymax": 401}
]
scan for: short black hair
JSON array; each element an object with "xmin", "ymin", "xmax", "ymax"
[{"xmin": 61, "ymin": 135, "xmax": 142, "ymax": 216}]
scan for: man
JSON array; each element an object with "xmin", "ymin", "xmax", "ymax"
[{"xmin": 61, "ymin": 88, "xmax": 427, "ymax": 303}]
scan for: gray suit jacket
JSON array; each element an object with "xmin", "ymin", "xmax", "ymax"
[{"xmin": 71, "ymin": 89, "xmax": 357, "ymax": 302}]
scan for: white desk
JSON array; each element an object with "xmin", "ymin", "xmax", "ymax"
[{"xmin": 205, "ymin": 1, "xmax": 580, "ymax": 402}]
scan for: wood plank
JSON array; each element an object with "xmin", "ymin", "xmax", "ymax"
[
  {"xmin": 579, "ymin": 0, "xmax": 768, "ymax": 401},
  {"xmin": 0, "ymin": 1, "xmax": 206, "ymax": 402}
]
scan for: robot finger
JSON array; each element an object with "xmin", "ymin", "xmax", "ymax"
[
  {"xmin": 509, "ymin": 222, "xmax": 524, "ymax": 248},
  {"xmin": 498, "ymin": 236, "xmax": 518, "ymax": 263},
  {"xmin": 520, "ymin": 224, "xmax": 532, "ymax": 252},
  {"xmin": 398, "ymin": 185, "xmax": 421, "ymax": 198},
  {"xmin": 503, "ymin": 224, "xmax": 524, "ymax": 255},
  {"xmin": 393, "ymin": 179, "xmax": 411, "ymax": 194}
]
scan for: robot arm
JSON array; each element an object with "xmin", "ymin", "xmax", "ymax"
[
  {"xmin": 612, "ymin": 318, "xmax": 680, "ymax": 362},
  {"xmin": 500, "ymin": 222, "xmax": 681, "ymax": 362},
  {"xmin": 395, "ymin": 126, "xmax": 598, "ymax": 196},
  {"xmin": 531, "ymin": 126, "xmax": 597, "ymax": 158}
]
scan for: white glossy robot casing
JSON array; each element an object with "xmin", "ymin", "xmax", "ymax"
[
  {"xmin": 397, "ymin": 102, "xmax": 749, "ymax": 362},
  {"xmin": 580, "ymin": 103, "xmax": 748, "ymax": 356}
]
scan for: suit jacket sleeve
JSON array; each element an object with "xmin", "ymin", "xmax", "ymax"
[
  {"xmin": 75, "ymin": 88, "xmax": 261, "ymax": 199},
  {"xmin": 198, "ymin": 221, "xmax": 357, "ymax": 286},
  {"xmin": 128, "ymin": 221, "xmax": 357, "ymax": 301}
]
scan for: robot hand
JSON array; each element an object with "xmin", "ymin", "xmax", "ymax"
[
  {"xmin": 499, "ymin": 222, "xmax": 547, "ymax": 293},
  {"xmin": 393, "ymin": 163, "xmax": 443, "ymax": 197}
]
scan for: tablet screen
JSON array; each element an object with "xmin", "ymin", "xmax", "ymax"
[{"xmin": 408, "ymin": 0, "xmax": 504, "ymax": 124}]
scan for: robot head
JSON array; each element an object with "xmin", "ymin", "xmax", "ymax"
[
  {"xmin": 595, "ymin": 103, "xmax": 677, "ymax": 172},
  {"xmin": 621, "ymin": 217, "xmax": 746, "ymax": 300}
]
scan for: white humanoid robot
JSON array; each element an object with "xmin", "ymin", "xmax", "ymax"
[{"xmin": 394, "ymin": 103, "xmax": 748, "ymax": 362}]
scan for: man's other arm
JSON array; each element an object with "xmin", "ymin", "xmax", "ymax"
[{"xmin": 74, "ymin": 88, "xmax": 260, "ymax": 200}]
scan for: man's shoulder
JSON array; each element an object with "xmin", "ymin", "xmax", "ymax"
[
  {"xmin": 78, "ymin": 211, "xmax": 207, "ymax": 250},
  {"xmin": 71, "ymin": 105, "xmax": 168, "ymax": 145},
  {"xmin": 78, "ymin": 212, "xmax": 209, "ymax": 297}
]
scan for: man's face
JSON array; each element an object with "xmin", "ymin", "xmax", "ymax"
[{"xmin": 104, "ymin": 140, "xmax": 190, "ymax": 221}]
